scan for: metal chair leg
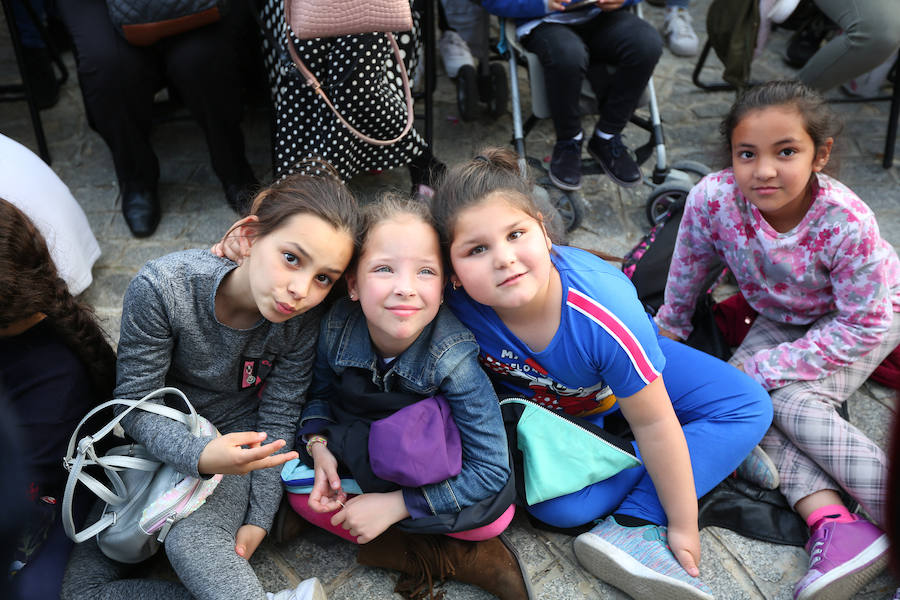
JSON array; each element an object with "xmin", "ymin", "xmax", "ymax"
[
  {"xmin": 0, "ymin": 0, "xmax": 68, "ymax": 164},
  {"xmin": 884, "ymin": 70, "xmax": 900, "ymax": 168}
]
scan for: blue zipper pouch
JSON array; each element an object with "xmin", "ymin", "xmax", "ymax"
[{"xmin": 280, "ymin": 458, "xmax": 363, "ymax": 495}]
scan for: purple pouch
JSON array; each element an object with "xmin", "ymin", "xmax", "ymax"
[{"xmin": 368, "ymin": 395, "xmax": 462, "ymax": 487}]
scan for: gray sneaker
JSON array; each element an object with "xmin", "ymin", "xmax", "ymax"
[
  {"xmin": 736, "ymin": 445, "xmax": 780, "ymax": 490},
  {"xmin": 663, "ymin": 8, "xmax": 700, "ymax": 57}
]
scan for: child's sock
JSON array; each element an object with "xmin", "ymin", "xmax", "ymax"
[
  {"xmin": 594, "ymin": 129, "xmax": 614, "ymax": 141},
  {"xmin": 612, "ymin": 513, "xmax": 656, "ymax": 528},
  {"xmin": 806, "ymin": 504, "xmax": 855, "ymax": 531}
]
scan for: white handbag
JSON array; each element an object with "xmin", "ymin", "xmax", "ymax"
[{"xmin": 62, "ymin": 387, "xmax": 222, "ymax": 563}]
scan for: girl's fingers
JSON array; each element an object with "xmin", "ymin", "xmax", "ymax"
[
  {"xmin": 673, "ymin": 547, "xmax": 700, "ymax": 578},
  {"xmin": 330, "ymin": 508, "xmax": 347, "ymax": 528},
  {"xmin": 237, "ymin": 438, "xmax": 287, "ymax": 462},
  {"xmin": 248, "ymin": 450, "xmax": 298, "ymax": 470},
  {"xmin": 224, "ymin": 431, "xmax": 268, "ymax": 446}
]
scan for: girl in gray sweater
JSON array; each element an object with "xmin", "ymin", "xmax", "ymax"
[{"xmin": 62, "ymin": 173, "xmax": 361, "ymax": 600}]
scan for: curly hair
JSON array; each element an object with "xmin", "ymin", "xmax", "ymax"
[{"xmin": 0, "ymin": 197, "xmax": 116, "ymax": 399}]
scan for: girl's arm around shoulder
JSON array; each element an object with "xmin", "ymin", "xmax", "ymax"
[{"xmin": 617, "ymin": 376, "xmax": 701, "ymax": 576}]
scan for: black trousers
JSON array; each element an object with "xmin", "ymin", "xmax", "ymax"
[
  {"xmin": 521, "ymin": 10, "xmax": 662, "ymax": 141},
  {"xmin": 56, "ymin": 0, "xmax": 255, "ymax": 190}
]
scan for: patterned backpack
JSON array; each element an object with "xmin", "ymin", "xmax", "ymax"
[{"xmin": 621, "ymin": 198, "xmax": 731, "ymax": 359}]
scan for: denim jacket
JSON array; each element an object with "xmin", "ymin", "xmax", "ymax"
[{"xmin": 300, "ymin": 297, "xmax": 510, "ymax": 519}]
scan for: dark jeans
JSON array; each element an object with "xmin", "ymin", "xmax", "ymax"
[
  {"xmin": 56, "ymin": 0, "xmax": 254, "ymax": 190},
  {"xmin": 522, "ymin": 11, "xmax": 662, "ymax": 140}
]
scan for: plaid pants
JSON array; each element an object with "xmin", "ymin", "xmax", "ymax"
[{"xmin": 730, "ymin": 311, "xmax": 900, "ymax": 527}]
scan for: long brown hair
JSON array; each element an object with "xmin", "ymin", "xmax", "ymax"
[
  {"xmin": 0, "ymin": 198, "xmax": 116, "ymax": 399},
  {"xmin": 720, "ymin": 80, "xmax": 842, "ymax": 174},
  {"xmin": 431, "ymin": 147, "xmax": 620, "ymax": 263},
  {"xmin": 224, "ymin": 159, "xmax": 362, "ymax": 247}
]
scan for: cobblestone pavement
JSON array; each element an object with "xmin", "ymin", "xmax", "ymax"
[{"xmin": 2, "ymin": 0, "xmax": 900, "ymax": 597}]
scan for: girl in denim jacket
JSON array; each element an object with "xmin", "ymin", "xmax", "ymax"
[{"xmin": 289, "ymin": 195, "xmax": 532, "ymax": 600}]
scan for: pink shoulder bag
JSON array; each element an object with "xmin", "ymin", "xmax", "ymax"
[{"xmin": 283, "ymin": 0, "xmax": 414, "ymax": 146}]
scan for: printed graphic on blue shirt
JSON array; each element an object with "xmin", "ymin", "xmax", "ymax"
[{"xmin": 480, "ymin": 349, "xmax": 616, "ymax": 416}]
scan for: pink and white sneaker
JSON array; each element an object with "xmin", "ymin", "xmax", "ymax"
[{"xmin": 793, "ymin": 516, "xmax": 888, "ymax": 600}]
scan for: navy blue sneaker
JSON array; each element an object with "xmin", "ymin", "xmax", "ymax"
[
  {"xmin": 549, "ymin": 137, "xmax": 583, "ymax": 191},
  {"xmin": 588, "ymin": 133, "xmax": 642, "ymax": 188}
]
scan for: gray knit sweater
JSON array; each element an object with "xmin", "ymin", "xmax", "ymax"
[{"xmin": 114, "ymin": 250, "xmax": 322, "ymax": 532}]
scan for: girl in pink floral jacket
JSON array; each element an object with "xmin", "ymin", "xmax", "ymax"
[{"xmin": 656, "ymin": 80, "xmax": 900, "ymax": 600}]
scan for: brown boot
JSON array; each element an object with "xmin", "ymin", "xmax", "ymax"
[
  {"xmin": 270, "ymin": 497, "xmax": 309, "ymax": 544},
  {"xmin": 357, "ymin": 528, "xmax": 533, "ymax": 600},
  {"xmin": 357, "ymin": 528, "xmax": 453, "ymax": 599},
  {"xmin": 438, "ymin": 534, "xmax": 534, "ymax": 600}
]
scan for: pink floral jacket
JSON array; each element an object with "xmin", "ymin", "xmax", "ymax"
[{"xmin": 655, "ymin": 169, "xmax": 900, "ymax": 390}]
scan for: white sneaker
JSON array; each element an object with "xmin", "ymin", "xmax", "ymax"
[
  {"xmin": 766, "ymin": 0, "xmax": 801, "ymax": 24},
  {"xmin": 842, "ymin": 51, "xmax": 898, "ymax": 97},
  {"xmin": 663, "ymin": 8, "xmax": 700, "ymax": 57},
  {"xmin": 267, "ymin": 577, "xmax": 327, "ymax": 600},
  {"xmin": 439, "ymin": 30, "xmax": 475, "ymax": 78}
]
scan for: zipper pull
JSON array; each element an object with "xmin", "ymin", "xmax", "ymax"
[{"xmin": 157, "ymin": 515, "xmax": 176, "ymax": 542}]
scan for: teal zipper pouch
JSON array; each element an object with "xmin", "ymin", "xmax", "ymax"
[{"xmin": 500, "ymin": 398, "xmax": 642, "ymax": 505}]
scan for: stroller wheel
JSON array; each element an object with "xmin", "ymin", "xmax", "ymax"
[
  {"xmin": 554, "ymin": 189, "xmax": 584, "ymax": 232},
  {"xmin": 670, "ymin": 160, "xmax": 711, "ymax": 181},
  {"xmin": 645, "ymin": 181, "xmax": 691, "ymax": 226},
  {"xmin": 456, "ymin": 64, "xmax": 479, "ymax": 121},
  {"xmin": 486, "ymin": 63, "xmax": 509, "ymax": 117}
]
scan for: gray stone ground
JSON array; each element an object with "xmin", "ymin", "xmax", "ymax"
[{"xmin": 3, "ymin": 0, "xmax": 900, "ymax": 597}]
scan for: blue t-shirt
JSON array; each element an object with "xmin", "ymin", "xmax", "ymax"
[{"xmin": 446, "ymin": 245, "xmax": 666, "ymax": 417}]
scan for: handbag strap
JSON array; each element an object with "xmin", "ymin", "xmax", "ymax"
[
  {"xmin": 283, "ymin": 0, "xmax": 414, "ymax": 146},
  {"xmin": 61, "ymin": 387, "xmax": 201, "ymax": 543}
]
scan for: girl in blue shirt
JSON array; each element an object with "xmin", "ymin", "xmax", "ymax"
[{"xmin": 434, "ymin": 148, "xmax": 773, "ymax": 600}]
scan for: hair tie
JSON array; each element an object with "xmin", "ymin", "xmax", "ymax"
[{"xmin": 473, "ymin": 155, "xmax": 490, "ymax": 164}]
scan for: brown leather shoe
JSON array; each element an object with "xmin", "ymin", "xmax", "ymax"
[
  {"xmin": 270, "ymin": 497, "xmax": 309, "ymax": 544},
  {"xmin": 357, "ymin": 528, "xmax": 534, "ymax": 600}
]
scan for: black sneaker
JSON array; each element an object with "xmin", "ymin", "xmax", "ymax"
[
  {"xmin": 549, "ymin": 137, "xmax": 583, "ymax": 191},
  {"xmin": 784, "ymin": 14, "xmax": 836, "ymax": 68},
  {"xmin": 588, "ymin": 133, "xmax": 641, "ymax": 188}
]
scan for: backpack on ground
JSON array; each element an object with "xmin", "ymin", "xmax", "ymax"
[
  {"xmin": 622, "ymin": 197, "xmax": 732, "ymax": 360},
  {"xmin": 62, "ymin": 387, "xmax": 222, "ymax": 563}
]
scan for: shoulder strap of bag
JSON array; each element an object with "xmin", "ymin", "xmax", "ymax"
[
  {"xmin": 283, "ymin": 0, "xmax": 414, "ymax": 146},
  {"xmin": 61, "ymin": 387, "xmax": 201, "ymax": 543}
]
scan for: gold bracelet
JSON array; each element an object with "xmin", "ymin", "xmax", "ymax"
[{"xmin": 306, "ymin": 435, "xmax": 327, "ymax": 456}]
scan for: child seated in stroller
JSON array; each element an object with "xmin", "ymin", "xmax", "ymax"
[{"xmin": 481, "ymin": 0, "xmax": 662, "ymax": 191}]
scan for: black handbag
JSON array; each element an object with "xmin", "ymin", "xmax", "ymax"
[{"xmin": 105, "ymin": 0, "xmax": 228, "ymax": 46}]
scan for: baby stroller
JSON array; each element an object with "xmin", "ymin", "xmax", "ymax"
[{"xmin": 496, "ymin": 4, "xmax": 711, "ymax": 230}]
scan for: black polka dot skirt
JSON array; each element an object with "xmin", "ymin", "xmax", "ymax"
[{"xmin": 261, "ymin": 0, "xmax": 427, "ymax": 181}]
